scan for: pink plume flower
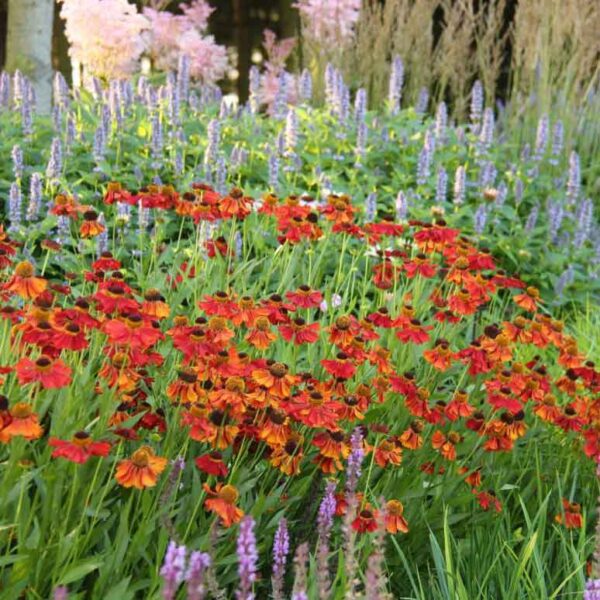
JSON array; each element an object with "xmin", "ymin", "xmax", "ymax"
[
  {"xmin": 59, "ymin": 0, "xmax": 149, "ymax": 79},
  {"xmin": 294, "ymin": 0, "xmax": 362, "ymax": 40}
]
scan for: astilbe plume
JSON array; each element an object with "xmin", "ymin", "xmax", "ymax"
[
  {"xmin": 59, "ymin": 0, "xmax": 149, "ymax": 79},
  {"xmin": 295, "ymin": 0, "xmax": 361, "ymax": 41},
  {"xmin": 259, "ymin": 29, "xmax": 297, "ymax": 113}
]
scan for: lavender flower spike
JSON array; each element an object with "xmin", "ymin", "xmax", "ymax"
[
  {"xmin": 236, "ymin": 516, "xmax": 258, "ymax": 600},
  {"xmin": 12, "ymin": 145, "xmax": 23, "ymax": 180},
  {"xmin": 454, "ymin": 166, "xmax": 466, "ymax": 205},
  {"xmin": 388, "ymin": 55, "xmax": 404, "ymax": 115},
  {"xmin": 291, "ymin": 542, "xmax": 309, "ymax": 600},
  {"xmin": 346, "ymin": 428, "xmax": 364, "ymax": 495},
  {"xmin": 470, "ymin": 80, "xmax": 484, "ymax": 130},
  {"xmin": 53, "ymin": 587, "xmax": 69, "ymax": 600},
  {"xmin": 27, "ymin": 173, "xmax": 43, "ymax": 222},
  {"xmin": 160, "ymin": 541, "xmax": 187, "ymax": 600},
  {"xmin": 186, "ymin": 551, "xmax": 211, "ymax": 600},
  {"xmin": 316, "ymin": 480, "xmax": 337, "ymax": 599},
  {"xmin": 271, "ymin": 518, "xmax": 290, "ymax": 600}
]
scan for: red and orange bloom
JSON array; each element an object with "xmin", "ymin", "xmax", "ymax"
[
  {"xmin": 555, "ymin": 499, "xmax": 583, "ymax": 529},
  {"xmin": 203, "ymin": 483, "xmax": 244, "ymax": 527},
  {"xmin": 321, "ymin": 352, "xmax": 356, "ymax": 379},
  {"xmin": 423, "ymin": 339, "xmax": 454, "ymax": 371},
  {"xmin": 252, "ymin": 362, "xmax": 297, "ymax": 398},
  {"xmin": 4, "ymin": 261, "xmax": 47, "ymax": 300},
  {"xmin": 431, "ymin": 430, "xmax": 462, "ymax": 461},
  {"xmin": 103, "ymin": 313, "xmax": 164, "ymax": 350},
  {"xmin": 513, "ymin": 286, "xmax": 541, "ymax": 312},
  {"xmin": 352, "ymin": 504, "xmax": 379, "ymax": 533},
  {"xmin": 48, "ymin": 432, "xmax": 111, "ymax": 464},
  {"xmin": 115, "ymin": 446, "xmax": 168, "ymax": 489},
  {"xmin": 285, "ymin": 285, "xmax": 323, "ymax": 309},
  {"xmin": 195, "ymin": 451, "xmax": 229, "ymax": 477},
  {"xmin": 141, "ymin": 289, "xmax": 170, "ymax": 319},
  {"xmin": 269, "ymin": 434, "xmax": 304, "ymax": 475},
  {"xmin": 245, "ymin": 316, "xmax": 278, "ymax": 350},
  {"xmin": 385, "ymin": 499, "xmax": 409, "ymax": 534},
  {"xmin": 374, "ymin": 438, "xmax": 403, "ymax": 468},
  {"xmin": 15, "ymin": 356, "xmax": 72, "ymax": 389},
  {"xmin": 278, "ymin": 318, "xmax": 320, "ymax": 345},
  {"xmin": 79, "ymin": 210, "xmax": 106, "ymax": 238},
  {"xmin": 0, "ymin": 402, "xmax": 43, "ymax": 441},
  {"xmin": 474, "ymin": 489, "xmax": 502, "ymax": 512}
]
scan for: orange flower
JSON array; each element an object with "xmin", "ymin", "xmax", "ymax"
[
  {"xmin": 4, "ymin": 261, "xmax": 47, "ymax": 300},
  {"xmin": 423, "ymin": 339, "xmax": 454, "ymax": 371},
  {"xmin": 269, "ymin": 434, "xmax": 304, "ymax": 475},
  {"xmin": 513, "ymin": 286, "xmax": 540, "ymax": 312},
  {"xmin": 115, "ymin": 446, "xmax": 168, "ymax": 489},
  {"xmin": 374, "ymin": 438, "xmax": 403, "ymax": 468},
  {"xmin": 385, "ymin": 499, "xmax": 409, "ymax": 534},
  {"xmin": 141, "ymin": 289, "xmax": 170, "ymax": 319},
  {"xmin": 203, "ymin": 483, "xmax": 244, "ymax": 527},
  {"xmin": 245, "ymin": 316, "xmax": 277, "ymax": 350},
  {"xmin": 431, "ymin": 430, "xmax": 461, "ymax": 461},
  {"xmin": 80, "ymin": 210, "xmax": 106, "ymax": 238},
  {"xmin": 15, "ymin": 356, "xmax": 72, "ymax": 389},
  {"xmin": 252, "ymin": 362, "xmax": 297, "ymax": 398},
  {"xmin": 1, "ymin": 402, "xmax": 43, "ymax": 441}
]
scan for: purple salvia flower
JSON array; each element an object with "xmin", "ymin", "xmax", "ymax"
[
  {"xmin": 8, "ymin": 182, "xmax": 22, "ymax": 232},
  {"xmin": 291, "ymin": 542, "xmax": 309, "ymax": 600},
  {"xmin": 479, "ymin": 107, "xmax": 495, "ymax": 148},
  {"xmin": 574, "ymin": 198, "xmax": 594, "ymax": 248},
  {"xmin": 151, "ymin": 113, "xmax": 163, "ymax": 167},
  {"xmin": 65, "ymin": 113, "xmax": 76, "ymax": 150},
  {"xmin": 236, "ymin": 516, "xmax": 258, "ymax": 600},
  {"xmin": 554, "ymin": 265, "xmax": 574, "ymax": 298},
  {"xmin": 470, "ymin": 80, "xmax": 484, "ymax": 131},
  {"xmin": 52, "ymin": 104, "xmax": 62, "ymax": 131},
  {"xmin": 479, "ymin": 161, "xmax": 496, "ymax": 189},
  {"xmin": 324, "ymin": 63, "xmax": 337, "ymax": 107},
  {"xmin": 56, "ymin": 215, "xmax": 71, "ymax": 245},
  {"xmin": 355, "ymin": 121, "xmax": 367, "ymax": 166},
  {"xmin": 215, "ymin": 157, "xmax": 227, "ymax": 194},
  {"xmin": 395, "ymin": 191, "xmax": 408, "ymax": 221},
  {"xmin": 268, "ymin": 152, "xmax": 280, "ymax": 190},
  {"xmin": 520, "ymin": 142, "xmax": 531, "ymax": 163},
  {"xmin": 12, "ymin": 145, "xmax": 23, "ymax": 180},
  {"xmin": 174, "ymin": 151, "xmax": 184, "ymax": 176},
  {"xmin": 338, "ymin": 83, "xmax": 350, "ymax": 125},
  {"xmin": 138, "ymin": 200, "xmax": 151, "ymax": 234},
  {"xmin": 27, "ymin": 173, "xmax": 42, "ymax": 221},
  {"xmin": 13, "ymin": 70, "xmax": 24, "ymax": 105},
  {"xmin": 271, "ymin": 518, "xmax": 290, "ymax": 600},
  {"xmin": 346, "ymin": 428, "xmax": 364, "ymax": 495},
  {"xmin": 248, "ymin": 66, "xmax": 261, "ymax": 114},
  {"xmin": 494, "ymin": 182, "xmax": 508, "ymax": 208},
  {"xmin": 435, "ymin": 102, "xmax": 447, "ymax": 144},
  {"xmin": 435, "ymin": 167, "xmax": 448, "ymax": 203},
  {"xmin": 96, "ymin": 214, "xmax": 109, "ymax": 256},
  {"xmin": 285, "ymin": 108, "xmax": 298, "ymax": 153},
  {"xmin": 474, "ymin": 204, "xmax": 488, "ymax": 235},
  {"xmin": 525, "ymin": 204, "xmax": 539, "ymax": 232},
  {"xmin": 416, "ymin": 144, "xmax": 431, "ymax": 186},
  {"xmin": 160, "ymin": 541, "xmax": 187, "ymax": 600},
  {"xmin": 566, "ymin": 151, "xmax": 580, "ymax": 205},
  {"xmin": 177, "ymin": 54, "xmax": 190, "ymax": 103},
  {"xmin": 365, "ymin": 192, "xmax": 377, "ymax": 221},
  {"xmin": 20, "ymin": 89, "xmax": 33, "ymax": 135},
  {"xmin": 273, "ymin": 72, "xmax": 288, "ymax": 120},
  {"xmin": 204, "ymin": 119, "xmax": 221, "ymax": 167},
  {"xmin": 454, "ymin": 166, "xmax": 466, "ymax": 205},
  {"xmin": 136, "ymin": 76, "xmax": 148, "ymax": 102},
  {"xmin": 219, "ymin": 97, "xmax": 230, "ymax": 119},
  {"xmin": 46, "ymin": 138, "xmax": 62, "ymax": 181},
  {"xmin": 550, "ymin": 120, "xmax": 563, "ymax": 165},
  {"xmin": 364, "ymin": 504, "xmax": 388, "ymax": 600},
  {"xmin": 186, "ymin": 551, "xmax": 211, "ymax": 600},
  {"xmin": 316, "ymin": 480, "xmax": 337, "ymax": 599},
  {"xmin": 547, "ymin": 200, "xmax": 565, "ymax": 242},
  {"xmin": 101, "ymin": 103, "xmax": 111, "ymax": 141},
  {"xmin": 299, "ymin": 68, "xmax": 312, "ymax": 102},
  {"xmin": 354, "ymin": 88, "xmax": 367, "ymax": 123},
  {"xmin": 53, "ymin": 587, "xmax": 69, "ymax": 600},
  {"xmin": 415, "ymin": 87, "xmax": 429, "ymax": 115},
  {"xmin": 514, "ymin": 177, "xmax": 524, "ymax": 205},
  {"xmin": 388, "ymin": 56, "xmax": 404, "ymax": 114},
  {"xmin": 93, "ymin": 126, "xmax": 106, "ymax": 163},
  {"xmin": 0, "ymin": 71, "xmax": 10, "ymax": 108},
  {"xmin": 584, "ymin": 579, "xmax": 600, "ymax": 599},
  {"xmin": 534, "ymin": 114, "xmax": 549, "ymax": 160}
]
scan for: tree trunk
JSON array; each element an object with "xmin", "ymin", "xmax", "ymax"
[{"xmin": 5, "ymin": 0, "xmax": 54, "ymax": 113}]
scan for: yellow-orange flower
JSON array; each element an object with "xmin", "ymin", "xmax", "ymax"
[{"xmin": 115, "ymin": 446, "xmax": 167, "ymax": 489}]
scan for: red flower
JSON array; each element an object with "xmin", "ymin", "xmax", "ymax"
[
  {"xmin": 16, "ymin": 356, "xmax": 72, "ymax": 389},
  {"xmin": 285, "ymin": 285, "xmax": 323, "ymax": 309},
  {"xmin": 49, "ymin": 432, "xmax": 111, "ymax": 464},
  {"xmin": 555, "ymin": 499, "xmax": 583, "ymax": 528},
  {"xmin": 279, "ymin": 318, "xmax": 320, "ymax": 345},
  {"xmin": 195, "ymin": 451, "xmax": 229, "ymax": 477}
]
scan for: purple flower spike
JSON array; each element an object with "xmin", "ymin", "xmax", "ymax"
[
  {"xmin": 271, "ymin": 517, "xmax": 290, "ymax": 600},
  {"xmin": 160, "ymin": 540, "xmax": 187, "ymax": 600},
  {"xmin": 186, "ymin": 551, "xmax": 211, "ymax": 600},
  {"xmin": 236, "ymin": 516, "xmax": 258, "ymax": 600}
]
